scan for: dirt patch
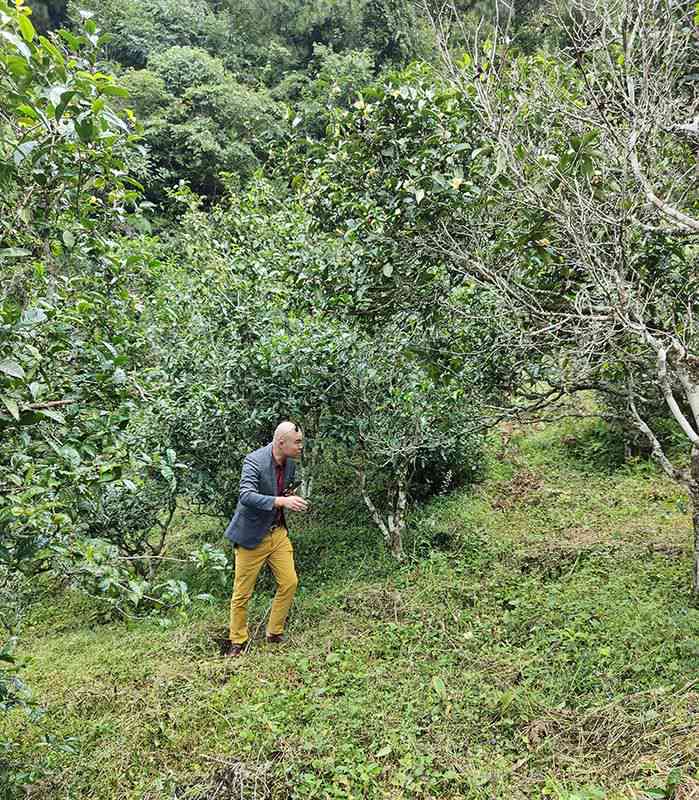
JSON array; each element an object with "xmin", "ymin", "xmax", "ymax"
[
  {"xmin": 170, "ymin": 757, "xmax": 284, "ymax": 800},
  {"xmin": 492, "ymin": 469, "xmax": 543, "ymax": 511},
  {"xmin": 629, "ymin": 777, "xmax": 699, "ymax": 800},
  {"xmin": 675, "ymin": 778, "xmax": 699, "ymax": 800},
  {"xmin": 518, "ymin": 533, "xmax": 692, "ymax": 581},
  {"xmin": 172, "ymin": 623, "xmax": 231, "ymax": 657},
  {"xmin": 540, "ymin": 525, "xmax": 615, "ymax": 551},
  {"xmin": 523, "ymin": 685, "xmax": 699, "ymax": 785},
  {"xmin": 342, "ymin": 586, "xmax": 405, "ymax": 622},
  {"xmin": 519, "ymin": 530, "xmax": 625, "ymax": 578},
  {"xmin": 645, "ymin": 542, "xmax": 689, "ymax": 559}
]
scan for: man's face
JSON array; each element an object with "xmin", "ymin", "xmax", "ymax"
[{"xmin": 281, "ymin": 432, "xmax": 304, "ymax": 459}]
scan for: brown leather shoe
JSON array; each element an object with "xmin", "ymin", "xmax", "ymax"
[
  {"xmin": 266, "ymin": 633, "xmax": 284, "ymax": 644},
  {"xmin": 225, "ymin": 641, "xmax": 247, "ymax": 657}
]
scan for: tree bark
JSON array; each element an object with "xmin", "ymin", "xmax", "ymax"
[
  {"xmin": 628, "ymin": 130, "xmax": 699, "ymax": 234},
  {"xmin": 389, "ymin": 472, "xmax": 407, "ymax": 560},
  {"xmin": 358, "ymin": 466, "xmax": 391, "ymax": 543},
  {"xmin": 358, "ymin": 465, "xmax": 406, "ymax": 560},
  {"xmin": 691, "ymin": 445, "xmax": 699, "ymax": 598},
  {"xmin": 302, "ymin": 442, "xmax": 319, "ymax": 500}
]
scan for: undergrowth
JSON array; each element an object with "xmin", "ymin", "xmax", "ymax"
[{"xmin": 2, "ymin": 420, "xmax": 698, "ymax": 800}]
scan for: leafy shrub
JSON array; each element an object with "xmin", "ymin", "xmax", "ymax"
[
  {"xmin": 0, "ymin": 2, "xmax": 151, "ymax": 582},
  {"xmin": 282, "ymin": 45, "xmax": 375, "ymax": 137},
  {"xmin": 67, "ymin": 0, "xmax": 232, "ymax": 67},
  {"xmin": 0, "ymin": 636, "xmax": 44, "ymax": 800},
  {"xmin": 62, "ymin": 538, "xmax": 229, "ymax": 620},
  {"xmin": 149, "ymin": 46, "xmax": 225, "ymax": 93},
  {"xmin": 86, "ymin": 449, "xmax": 185, "ymax": 573},
  {"xmin": 120, "ymin": 68, "xmax": 171, "ymax": 117},
  {"xmin": 0, "ymin": 639, "xmax": 36, "ymax": 716},
  {"xmin": 136, "ymin": 71, "xmax": 284, "ymax": 197}
]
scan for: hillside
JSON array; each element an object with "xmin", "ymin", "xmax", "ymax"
[{"xmin": 3, "ymin": 421, "xmax": 698, "ymax": 800}]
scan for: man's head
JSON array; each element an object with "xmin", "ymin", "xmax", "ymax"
[{"xmin": 273, "ymin": 421, "xmax": 303, "ymax": 460}]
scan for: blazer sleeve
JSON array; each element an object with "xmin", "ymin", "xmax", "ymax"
[{"xmin": 238, "ymin": 455, "xmax": 276, "ymax": 512}]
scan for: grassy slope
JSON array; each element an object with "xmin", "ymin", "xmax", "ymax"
[{"xmin": 3, "ymin": 421, "xmax": 699, "ymax": 800}]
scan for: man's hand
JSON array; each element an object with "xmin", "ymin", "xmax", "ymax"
[{"xmin": 274, "ymin": 495, "xmax": 309, "ymax": 512}]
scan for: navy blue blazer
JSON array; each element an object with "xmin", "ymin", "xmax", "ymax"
[{"xmin": 224, "ymin": 443, "xmax": 296, "ymax": 549}]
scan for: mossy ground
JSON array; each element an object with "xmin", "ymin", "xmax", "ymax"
[{"xmin": 3, "ymin": 420, "xmax": 699, "ymax": 799}]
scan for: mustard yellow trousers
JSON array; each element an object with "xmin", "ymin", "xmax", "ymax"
[{"xmin": 229, "ymin": 526, "xmax": 298, "ymax": 644}]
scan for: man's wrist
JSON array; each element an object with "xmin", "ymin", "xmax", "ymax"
[{"xmin": 273, "ymin": 496, "xmax": 285, "ymax": 509}]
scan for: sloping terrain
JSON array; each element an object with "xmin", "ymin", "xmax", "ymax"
[{"xmin": 4, "ymin": 421, "xmax": 699, "ymax": 799}]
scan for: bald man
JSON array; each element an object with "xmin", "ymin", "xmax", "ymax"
[{"xmin": 223, "ymin": 422, "xmax": 308, "ymax": 656}]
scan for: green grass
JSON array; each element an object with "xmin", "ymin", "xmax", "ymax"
[{"xmin": 3, "ymin": 420, "xmax": 699, "ymax": 799}]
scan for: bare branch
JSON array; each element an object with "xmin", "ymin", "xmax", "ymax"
[
  {"xmin": 628, "ymin": 130, "xmax": 699, "ymax": 233},
  {"xmin": 357, "ymin": 466, "xmax": 390, "ymax": 544},
  {"xmin": 627, "ymin": 380, "xmax": 690, "ymax": 487}
]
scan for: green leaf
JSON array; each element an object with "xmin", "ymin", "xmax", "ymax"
[
  {"xmin": 98, "ymin": 84, "xmax": 129, "ymax": 98},
  {"xmin": 431, "ymin": 675, "xmax": 447, "ymax": 700},
  {"xmin": 0, "ymin": 360, "xmax": 25, "ymax": 379},
  {"xmin": 58, "ymin": 29, "xmax": 80, "ymax": 50},
  {"xmin": 59, "ymin": 446, "xmax": 81, "ymax": 468},
  {"xmin": 38, "ymin": 408, "xmax": 66, "ymax": 424},
  {"xmin": 415, "ymin": 188, "xmax": 425, "ymax": 204},
  {"xmin": 18, "ymin": 14, "xmax": 36, "ymax": 43},
  {"xmin": 75, "ymin": 117, "xmax": 96, "ymax": 142},
  {"xmin": 0, "ymin": 248, "xmax": 31, "ymax": 259},
  {"xmin": 55, "ymin": 91, "xmax": 77, "ymax": 121},
  {"xmin": 382, "ymin": 264, "xmax": 394, "ymax": 278},
  {"xmin": 39, "ymin": 35, "xmax": 64, "ymax": 67},
  {"xmin": 47, "ymin": 84, "xmax": 70, "ymax": 107},
  {"xmin": 62, "ymin": 231, "xmax": 76, "ymax": 249},
  {"xmin": 1, "ymin": 396, "xmax": 20, "ymax": 421},
  {"xmin": 5, "ymin": 55, "xmax": 31, "ymax": 78},
  {"xmin": 0, "ymin": 31, "xmax": 31, "ymax": 60},
  {"xmin": 16, "ymin": 103, "xmax": 38, "ymax": 120}
]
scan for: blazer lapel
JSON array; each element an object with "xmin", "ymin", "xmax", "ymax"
[{"xmin": 262, "ymin": 443, "xmax": 276, "ymax": 493}]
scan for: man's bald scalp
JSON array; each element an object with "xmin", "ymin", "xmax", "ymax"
[{"xmin": 274, "ymin": 421, "xmax": 300, "ymax": 444}]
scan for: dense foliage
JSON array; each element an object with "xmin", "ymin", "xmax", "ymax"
[
  {"xmin": 2, "ymin": 0, "xmax": 699, "ymax": 792},
  {"xmin": 0, "ymin": 1, "xmax": 147, "ymax": 577}
]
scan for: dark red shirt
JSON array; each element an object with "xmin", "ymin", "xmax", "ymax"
[{"xmin": 273, "ymin": 459, "xmax": 286, "ymax": 529}]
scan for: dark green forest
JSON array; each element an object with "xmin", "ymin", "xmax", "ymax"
[{"xmin": 1, "ymin": 0, "xmax": 699, "ymax": 796}]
